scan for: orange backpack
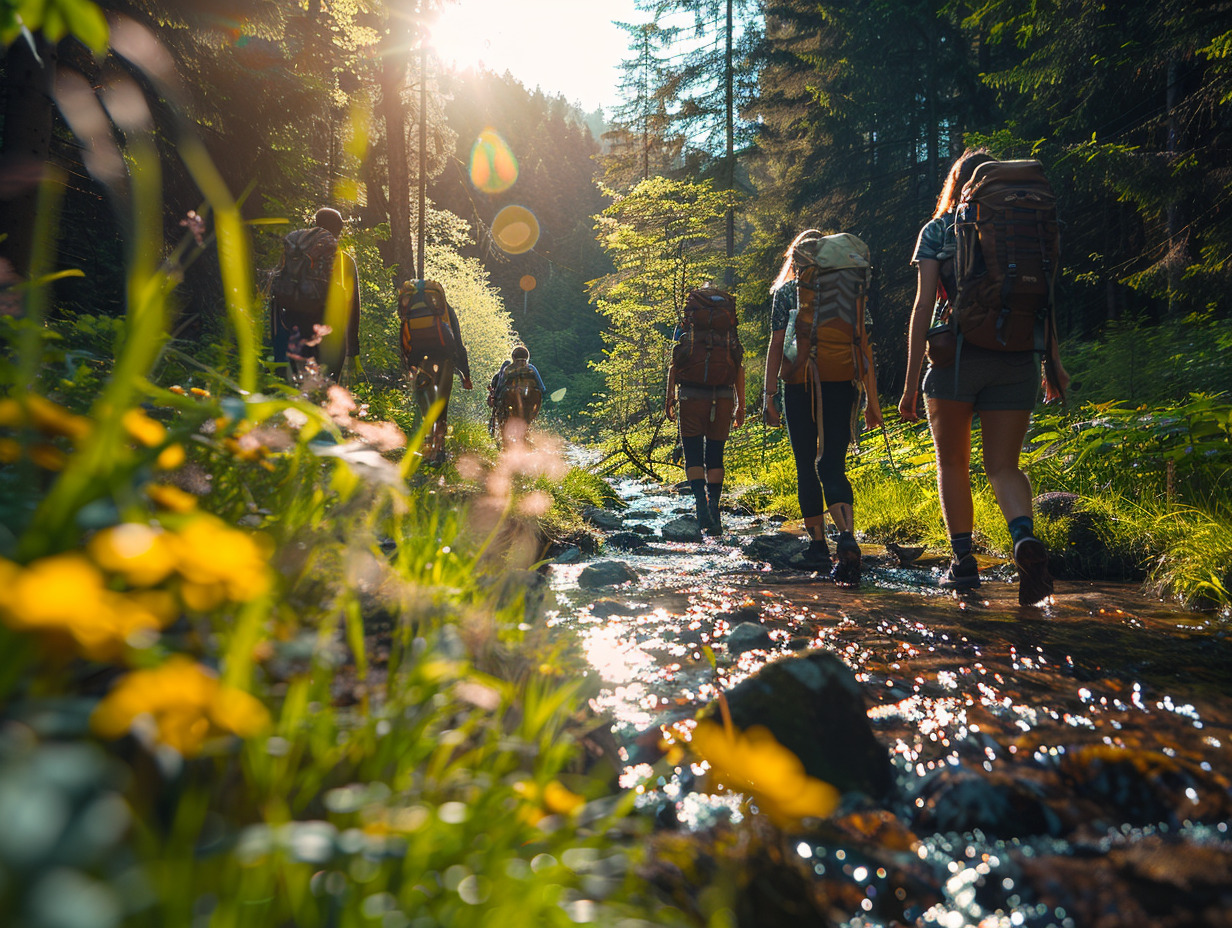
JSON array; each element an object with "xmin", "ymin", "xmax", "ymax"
[
  {"xmin": 672, "ymin": 287, "xmax": 743, "ymax": 387},
  {"xmin": 398, "ymin": 279, "xmax": 455, "ymax": 364}
]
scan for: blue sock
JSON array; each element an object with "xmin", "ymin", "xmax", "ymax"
[
  {"xmin": 950, "ymin": 532, "xmax": 973, "ymax": 559},
  {"xmin": 1008, "ymin": 516, "xmax": 1034, "ymax": 545}
]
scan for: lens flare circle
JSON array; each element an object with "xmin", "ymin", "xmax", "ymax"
[
  {"xmin": 492, "ymin": 206, "xmax": 540, "ymax": 255},
  {"xmin": 469, "ymin": 128, "xmax": 518, "ymax": 194}
]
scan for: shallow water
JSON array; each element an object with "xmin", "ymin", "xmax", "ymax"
[{"xmin": 548, "ymin": 476, "xmax": 1232, "ymax": 927}]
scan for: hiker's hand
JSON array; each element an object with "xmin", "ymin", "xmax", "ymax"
[
  {"xmin": 734, "ymin": 405, "xmax": 746, "ymax": 429},
  {"xmin": 864, "ymin": 403, "xmax": 883, "ymax": 430},
  {"xmin": 763, "ymin": 400, "xmax": 781, "ymax": 428},
  {"xmin": 665, "ymin": 396, "xmax": 676, "ymax": 422},
  {"xmin": 1043, "ymin": 357, "xmax": 1070, "ymax": 404},
  {"xmin": 461, "ymin": 375, "xmax": 473, "ymax": 390},
  {"xmin": 897, "ymin": 390, "xmax": 920, "ymax": 423}
]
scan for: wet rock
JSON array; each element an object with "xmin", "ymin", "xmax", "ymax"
[
  {"xmin": 582, "ymin": 506, "xmax": 624, "ymax": 532},
  {"xmin": 787, "ymin": 636, "xmax": 813, "ymax": 651},
  {"xmin": 718, "ymin": 605, "xmax": 761, "ymax": 626},
  {"xmin": 543, "ymin": 527, "xmax": 598, "ymax": 558},
  {"xmin": 627, "ymin": 523, "xmax": 654, "ymax": 535},
  {"xmin": 661, "ymin": 516, "xmax": 703, "ymax": 543},
  {"xmin": 767, "ymin": 513, "xmax": 789, "ymax": 523},
  {"xmin": 1033, "ymin": 491, "xmax": 1142, "ymax": 581},
  {"xmin": 726, "ymin": 621, "xmax": 774, "ymax": 655},
  {"xmin": 590, "ymin": 599, "xmax": 641, "ymax": 619},
  {"xmin": 605, "ymin": 531, "xmax": 649, "ymax": 551},
  {"xmin": 552, "ymin": 546, "xmax": 582, "ymax": 564},
  {"xmin": 911, "ymin": 764, "xmax": 1065, "ymax": 838},
  {"xmin": 578, "ymin": 560, "xmax": 639, "ymax": 589},
  {"xmin": 702, "ymin": 650, "xmax": 894, "ymax": 799},
  {"xmin": 741, "ymin": 532, "xmax": 805, "ymax": 569}
]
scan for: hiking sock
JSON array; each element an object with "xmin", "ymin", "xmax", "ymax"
[
  {"xmin": 1007, "ymin": 516, "xmax": 1035, "ymax": 546},
  {"xmin": 950, "ymin": 532, "xmax": 974, "ymax": 560},
  {"xmin": 705, "ymin": 482, "xmax": 723, "ymax": 534}
]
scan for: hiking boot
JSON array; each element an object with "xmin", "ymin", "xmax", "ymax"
[
  {"xmin": 704, "ymin": 502, "xmax": 723, "ymax": 536},
  {"xmin": 830, "ymin": 532, "xmax": 862, "ymax": 587},
  {"xmin": 1014, "ymin": 536, "xmax": 1054, "ymax": 606},
  {"xmin": 938, "ymin": 553, "xmax": 981, "ymax": 590},
  {"xmin": 789, "ymin": 543, "xmax": 832, "ymax": 572},
  {"xmin": 693, "ymin": 497, "xmax": 714, "ymax": 533}
]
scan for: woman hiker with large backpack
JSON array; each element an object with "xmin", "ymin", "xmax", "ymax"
[
  {"xmin": 764, "ymin": 230, "xmax": 882, "ymax": 586},
  {"xmin": 665, "ymin": 287, "xmax": 747, "ymax": 537},
  {"xmin": 897, "ymin": 149, "xmax": 1070, "ymax": 605},
  {"xmin": 398, "ymin": 279, "xmax": 473, "ymax": 465}
]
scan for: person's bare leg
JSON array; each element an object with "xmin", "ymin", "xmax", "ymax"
[
  {"xmin": 926, "ymin": 397, "xmax": 975, "ymax": 535},
  {"xmin": 978, "ymin": 409, "xmax": 1033, "ymax": 522}
]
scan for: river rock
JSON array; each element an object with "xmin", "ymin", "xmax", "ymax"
[
  {"xmin": 484, "ymin": 569, "xmax": 553, "ymax": 621},
  {"xmin": 582, "ymin": 506, "xmax": 624, "ymax": 532},
  {"xmin": 1033, "ymin": 491, "xmax": 1141, "ymax": 580},
  {"xmin": 741, "ymin": 532, "xmax": 805, "ymax": 569},
  {"xmin": 605, "ymin": 531, "xmax": 649, "ymax": 551},
  {"xmin": 627, "ymin": 523, "xmax": 654, "ymax": 535},
  {"xmin": 701, "ymin": 650, "xmax": 894, "ymax": 799},
  {"xmin": 578, "ymin": 560, "xmax": 639, "ymax": 589},
  {"xmin": 661, "ymin": 516, "xmax": 703, "ymax": 543},
  {"xmin": 726, "ymin": 621, "xmax": 773, "ymax": 655},
  {"xmin": 590, "ymin": 599, "xmax": 641, "ymax": 619},
  {"xmin": 911, "ymin": 764, "xmax": 1065, "ymax": 838},
  {"xmin": 552, "ymin": 546, "xmax": 582, "ymax": 564}
]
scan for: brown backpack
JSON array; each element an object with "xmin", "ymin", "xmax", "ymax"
[
  {"xmin": 672, "ymin": 287, "xmax": 743, "ymax": 387},
  {"xmin": 398, "ymin": 279, "xmax": 455, "ymax": 365},
  {"xmin": 952, "ymin": 160, "xmax": 1059, "ymax": 353},
  {"xmin": 270, "ymin": 227, "xmax": 338, "ymax": 317},
  {"xmin": 780, "ymin": 232, "xmax": 872, "ymax": 386}
]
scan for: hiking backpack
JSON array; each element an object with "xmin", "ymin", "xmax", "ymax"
[
  {"xmin": 495, "ymin": 365, "xmax": 542, "ymax": 421},
  {"xmin": 951, "ymin": 159, "xmax": 1059, "ymax": 353},
  {"xmin": 398, "ymin": 279, "xmax": 455, "ymax": 364},
  {"xmin": 672, "ymin": 287, "xmax": 743, "ymax": 388},
  {"xmin": 270, "ymin": 227, "xmax": 338, "ymax": 316},
  {"xmin": 780, "ymin": 232, "xmax": 872, "ymax": 386}
]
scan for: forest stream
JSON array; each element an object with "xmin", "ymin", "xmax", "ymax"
[{"xmin": 547, "ymin": 474, "xmax": 1232, "ymax": 927}]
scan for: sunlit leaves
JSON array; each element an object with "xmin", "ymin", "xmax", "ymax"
[{"xmin": 1, "ymin": 0, "xmax": 108, "ymax": 54}]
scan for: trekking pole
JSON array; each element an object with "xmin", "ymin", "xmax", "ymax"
[{"xmin": 881, "ymin": 423, "xmax": 900, "ymax": 474}]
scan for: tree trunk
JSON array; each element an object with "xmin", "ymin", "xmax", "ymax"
[
  {"xmin": 378, "ymin": 56, "xmax": 415, "ymax": 287},
  {"xmin": 723, "ymin": 0, "xmax": 734, "ymax": 288},
  {"xmin": 0, "ymin": 36, "xmax": 57, "ymax": 279}
]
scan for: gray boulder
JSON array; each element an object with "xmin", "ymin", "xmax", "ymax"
[
  {"xmin": 741, "ymin": 532, "xmax": 806, "ymax": 569},
  {"xmin": 605, "ymin": 531, "xmax": 649, "ymax": 551},
  {"xmin": 582, "ymin": 507, "xmax": 624, "ymax": 532},
  {"xmin": 578, "ymin": 560, "xmax": 639, "ymax": 589},
  {"xmin": 661, "ymin": 515, "xmax": 703, "ymax": 543},
  {"xmin": 726, "ymin": 621, "xmax": 774, "ymax": 655},
  {"xmin": 700, "ymin": 650, "xmax": 894, "ymax": 799}
]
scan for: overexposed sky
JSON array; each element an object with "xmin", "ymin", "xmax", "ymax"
[{"xmin": 430, "ymin": 0, "xmax": 641, "ymax": 113}]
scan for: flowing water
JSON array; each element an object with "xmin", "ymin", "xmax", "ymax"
[{"xmin": 547, "ymin": 475, "xmax": 1232, "ymax": 927}]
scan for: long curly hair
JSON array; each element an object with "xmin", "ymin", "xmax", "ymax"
[
  {"xmin": 933, "ymin": 150, "xmax": 996, "ymax": 218},
  {"xmin": 770, "ymin": 228, "xmax": 826, "ymax": 293}
]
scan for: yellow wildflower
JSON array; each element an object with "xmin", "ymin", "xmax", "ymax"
[
  {"xmin": 689, "ymin": 721, "xmax": 840, "ymax": 827},
  {"xmin": 28, "ymin": 442, "xmax": 67, "ymax": 471},
  {"xmin": 172, "ymin": 515, "xmax": 271, "ymax": 608},
  {"xmin": 0, "ymin": 437, "xmax": 20, "ymax": 463},
  {"xmin": 91, "ymin": 656, "xmax": 270, "ymax": 756},
  {"xmin": 0, "ymin": 395, "xmax": 91, "ymax": 441},
  {"xmin": 88, "ymin": 523, "xmax": 178, "ymax": 587},
  {"xmin": 122, "ymin": 409, "xmax": 167, "ymax": 447},
  {"xmin": 148, "ymin": 483, "xmax": 197, "ymax": 513},
  {"xmin": 169, "ymin": 385, "xmax": 186, "ymax": 396},
  {"xmin": 542, "ymin": 781, "xmax": 585, "ymax": 815},
  {"xmin": 0, "ymin": 553, "xmax": 170, "ymax": 661},
  {"xmin": 155, "ymin": 443, "xmax": 186, "ymax": 470},
  {"xmin": 190, "ymin": 387, "xmax": 211, "ymax": 398}
]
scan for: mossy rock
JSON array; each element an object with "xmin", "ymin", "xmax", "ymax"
[{"xmin": 1033, "ymin": 492, "xmax": 1145, "ymax": 581}]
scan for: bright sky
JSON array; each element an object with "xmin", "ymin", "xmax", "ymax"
[{"xmin": 430, "ymin": 0, "xmax": 641, "ymax": 113}]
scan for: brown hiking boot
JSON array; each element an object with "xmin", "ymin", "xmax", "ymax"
[{"xmin": 1014, "ymin": 536, "xmax": 1054, "ymax": 605}]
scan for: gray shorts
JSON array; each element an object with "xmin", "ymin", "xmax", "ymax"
[{"xmin": 923, "ymin": 345, "xmax": 1039, "ymax": 410}]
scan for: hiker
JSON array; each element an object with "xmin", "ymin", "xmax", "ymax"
[
  {"xmin": 897, "ymin": 150, "xmax": 1070, "ymax": 605},
  {"xmin": 489, "ymin": 345, "xmax": 546, "ymax": 445},
  {"xmin": 665, "ymin": 286, "xmax": 746, "ymax": 537},
  {"xmin": 397, "ymin": 278, "xmax": 473, "ymax": 464},
  {"xmin": 269, "ymin": 207, "xmax": 360, "ymax": 382},
  {"xmin": 764, "ymin": 231, "xmax": 882, "ymax": 585}
]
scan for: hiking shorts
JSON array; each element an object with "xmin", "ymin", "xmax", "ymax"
[
  {"xmin": 408, "ymin": 355, "xmax": 455, "ymax": 418},
  {"xmin": 677, "ymin": 386, "xmax": 735, "ymax": 441},
  {"xmin": 923, "ymin": 345, "xmax": 1038, "ymax": 411}
]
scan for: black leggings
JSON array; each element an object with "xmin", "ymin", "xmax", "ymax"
[
  {"xmin": 681, "ymin": 434, "xmax": 726, "ymax": 471},
  {"xmin": 783, "ymin": 380, "xmax": 856, "ymax": 520}
]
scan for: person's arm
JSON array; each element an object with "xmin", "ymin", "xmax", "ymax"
[
  {"xmin": 897, "ymin": 259, "xmax": 938, "ymax": 423},
  {"xmin": 665, "ymin": 364, "xmax": 677, "ymax": 422},
  {"xmin": 734, "ymin": 365, "xmax": 746, "ymax": 428},
  {"xmin": 531, "ymin": 365, "xmax": 546, "ymax": 394},
  {"xmin": 861, "ymin": 341, "xmax": 882, "ymax": 430},
  {"xmin": 346, "ymin": 254, "xmax": 361, "ymax": 361},
  {"xmin": 447, "ymin": 304, "xmax": 473, "ymax": 388},
  {"xmin": 1043, "ymin": 326, "xmax": 1070, "ymax": 403},
  {"xmin": 764, "ymin": 328, "xmax": 785, "ymax": 426}
]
